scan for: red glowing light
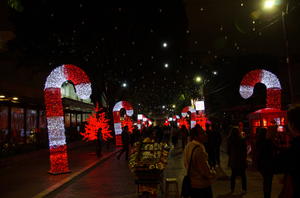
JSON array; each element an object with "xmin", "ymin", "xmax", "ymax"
[
  {"xmin": 81, "ymin": 105, "xmax": 112, "ymax": 142},
  {"xmin": 48, "ymin": 145, "xmax": 70, "ymax": 174},
  {"xmin": 44, "ymin": 88, "xmax": 64, "ymax": 117},
  {"xmin": 178, "ymin": 117, "xmax": 190, "ymax": 129},
  {"xmin": 121, "ymin": 116, "xmax": 134, "ymax": 133},
  {"xmin": 44, "ymin": 65, "xmax": 91, "ymax": 174}
]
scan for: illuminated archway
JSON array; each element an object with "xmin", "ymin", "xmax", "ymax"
[
  {"xmin": 112, "ymin": 101, "xmax": 133, "ymax": 146},
  {"xmin": 44, "ymin": 64, "xmax": 91, "ymax": 174}
]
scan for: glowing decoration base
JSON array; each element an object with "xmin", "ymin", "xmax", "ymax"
[
  {"xmin": 44, "ymin": 64, "xmax": 91, "ymax": 174},
  {"xmin": 113, "ymin": 101, "xmax": 134, "ymax": 146}
]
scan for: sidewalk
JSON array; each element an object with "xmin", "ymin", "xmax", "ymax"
[
  {"xmin": 0, "ymin": 141, "xmax": 120, "ymax": 198},
  {"xmin": 164, "ymin": 144, "xmax": 283, "ymax": 198}
]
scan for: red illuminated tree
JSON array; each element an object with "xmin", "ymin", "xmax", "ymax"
[
  {"xmin": 121, "ymin": 116, "xmax": 133, "ymax": 133},
  {"xmin": 81, "ymin": 105, "xmax": 112, "ymax": 141},
  {"xmin": 178, "ymin": 117, "xmax": 190, "ymax": 129}
]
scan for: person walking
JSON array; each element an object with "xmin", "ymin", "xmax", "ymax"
[
  {"xmin": 180, "ymin": 125, "xmax": 189, "ymax": 150},
  {"xmin": 227, "ymin": 126, "xmax": 248, "ymax": 194},
  {"xmin": 255, "ymin": 127, "xmax": 275, "ymax": 198},
  {"xmin": 183, "ymin": 126, "xmax": 216, "ymax": 198},
  {"xmin": 96, "ymin": 128, "xmax": 103, "ymax": 157},
  {"xmin": 117, "ymin": 126, "xmax": 130, "ymax": 160},
  {"xmin": 273, "ymin": 105, "xmax": 300, "ymax": 198}
]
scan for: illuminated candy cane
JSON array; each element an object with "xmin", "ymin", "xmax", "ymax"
[
  {"xmin": 239, "ymin": 69, "xmax": 282, "ymax": 109},
  {"xmin": 181, "ymin": 106, "xmax": 196, "ymax": 128},
  {"xmin": 113, "ymin": 101, "xmax": 133, "ymax": 146},
  {"xmin": 44, "ymin": 64, "xmax": 91, "ymax": 174}
]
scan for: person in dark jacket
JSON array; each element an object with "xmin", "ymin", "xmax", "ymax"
[
  {"xmin": 227, "ymin": 126, "xmax": 247, "ymax": 194},
  {"xmin": 255, "ymin": 127, "xmax": 275, "ymax": 198},
  {"xmin": 180, "ymin": 125, "xmax": 189, "ymax": 149},
  {"xmin": 273, "ymin": 105, "xmax": 300, "ymax": 198},
  {"xmin": 117, "ymin": 126, "xmax": 130, "ymax": 160},
  {"xmin": 96, "ymin": 128, "xmax": 103, "ymax": 157}
]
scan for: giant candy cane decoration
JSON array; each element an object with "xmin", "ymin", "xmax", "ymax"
[
  {"xmin": 113, "ymin": 101, "xmax": 134, "ymax": 146},
  {"xmin": 44, "ymin": 64, "xmax": 91, "ymax": 174},
  {"xmin": 181, "ymin": 106, "xmax": 197, "ymax": 128},
  {"xmin": 239, "ymin": 69, "xmax": 282, "ymax": 109}
]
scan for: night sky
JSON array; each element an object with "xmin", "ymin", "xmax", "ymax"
[{"xmin": 1, "ymin": 0, "xmax": 300, "ymax": 117}]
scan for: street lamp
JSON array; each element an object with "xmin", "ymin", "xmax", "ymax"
[
  {"xmin": 121, "ymin": 82, "xmax": 127, "ymax": 88},
  {"xmin": 162, "ymin": 42, "xmax": 168, "ymax": 48},
  {"xmin": 262, "ymin": 0, "xmax": 294, "ymax": 103},
  {"xmin": 263, "ymin": 0, "xmax": 276, "ymax": 10},
  {"xmin": 195, "ymin": 76, "xmax": 202, "ymax": 83}
]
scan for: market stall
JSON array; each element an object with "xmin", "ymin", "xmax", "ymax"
[
  {"xmin": 248, "ymin": 108, "xmax": 286, "ymax": 134},
  {"xmin": 129, "ymin": 138, "xmax": 170, "ymax": 197}
]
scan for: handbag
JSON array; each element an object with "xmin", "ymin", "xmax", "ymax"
[{"xmin": 181, "ymin": 145, "xmax": 199, "ymax": 198}]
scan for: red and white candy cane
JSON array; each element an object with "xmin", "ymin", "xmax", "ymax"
[
  {"xmin": 44, "ymin": 64, "xmax": 91, "ymax": 174},
  {"xmin": 239, "ymin": 69, "xmax": 282, "ymax": 109},
  {"xmin": 181, "ymin": 106, "xmax": 197, "ymax": 128},
  {"xmin": 113, "ymin": 101, "xmax": 133, "ymax": 146}
]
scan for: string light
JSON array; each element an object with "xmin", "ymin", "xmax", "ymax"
[
  {"xmin": 181, "ymin": 106, "xmax": 196, "ymax": 128},
  {"xmin": 44, "ymin": 64, "xmax": 91, "ymax": 174},
  {"xmin": 239, "ymin": 69, "xmax": 282, "ymax": 109},
  {"xmin": 81, "ymin": 105, "xmax": 112, "ymax": 141},
  {"xmin": 113, "ymin": 101, "xmax": 134, "ymax": 145}
]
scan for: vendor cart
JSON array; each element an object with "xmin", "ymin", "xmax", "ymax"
[{"xmin": 129, "ymin": 138, "xmax": 170, "ymax": 197}]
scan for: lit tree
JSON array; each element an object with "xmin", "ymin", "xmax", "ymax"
[
  {"xmin": 178, "ymin": 117, "xmax": 190, "ymax": 129},
  {"xmin": 81, "ymin": 104, "xmax": 112, "ymax": 141},
  {"xmin": 121, "ymin": 116, "xmax": 133, "ymax": 133}
]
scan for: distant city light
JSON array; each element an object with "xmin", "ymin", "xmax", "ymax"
[
  {"xmin": 213, "ymin": 71, "xmax": 218, "ymax": 75},
  {"xmin": 12, "ymin": 97, "xmax": 18, "ymax": 101},
  {"xmin": 172, "ymin": 104, "xmax": 176, "ymax": 108},
  {"xmin": 122, "ymin": 82, "xmax": 127, "ymax": 88},
  {"xmin": 162, "ymin": 105, "xmax": 166, "ymax": 109},
  {"xmin": 0, "ymin": 95, "xmax": 5, "ymax": 98},
  {"xmin": 195, "ymin": 76, "xmax": 202, "ymax": 83},
  {"xmin": 263, "ymin": 0, "xmax": 275, "ymax": 10},
  {"xmin": 162, "ymin": 42, "xmax": 168, "ymax": 48},
  {"xmin": 164, "ymin": 63, "xmax": 169, "ymax": 68}
]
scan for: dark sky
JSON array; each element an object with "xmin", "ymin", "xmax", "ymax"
[{"xmin": 1, "ymin": 0, "xmax": 299, "ymax": 117}]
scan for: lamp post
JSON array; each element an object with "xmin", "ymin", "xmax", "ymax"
[{"xmin": 263, "ymin": 0, "xmax": 294, "ymax": 103}]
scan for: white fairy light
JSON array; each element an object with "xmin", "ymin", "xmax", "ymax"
[
  {"xmin": 261, "ymin": 70, "xmax": 281, "ymax": 89},
  {"xmin": 114, "ymin": 123, "xmax": 122, "ymax": 135},
  {"xmin": 240, "ymin": 85, "xmax": 254, "ymax": 99},
  {"xmin": 75, "ymin": 83, "xmax": 92, "ymax": 99},
  {"xmin": 127, "ymin": 109, "xmax": 134, "ymax": 116},
  {"xmin": 45, "ymin": 66, "xmax": 67, "ymax": 89},
  {"xmin": 47, "ymin": 117, "xmax": 66, "ymax": 147}
]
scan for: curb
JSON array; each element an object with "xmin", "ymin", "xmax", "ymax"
[{"xmin": 32, "ymin": 149, "xmax": 121, "ymax": 198}]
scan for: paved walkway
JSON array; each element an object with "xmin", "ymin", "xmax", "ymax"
[
  {"xmin": 0, "ymin": 139, "xmax": 284, "ymax": 198},
  {"xmin": 0, "ymin": 141, "xmax": 119, "ymax": 198},
  {"xmin": 44, "ymin": 142, "xmax": 283, "ymax": 198}
]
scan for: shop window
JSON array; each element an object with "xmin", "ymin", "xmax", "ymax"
[
  {"xmin": 0, "ymin": 106, "xmax": 9, "ymax": 143},
  {"xmin": 39, "ymin": 110, "xmax": 47, "ymax": 129},
  {"xmin": 26, "ymin": 109, "xmax": 37, "ymax": 144},
  {"xmin": 26, "ymin": 109, "xmax": 37, "ymax": 134},
  {"xmin": 11, "ymin": 107, "xmax": 24, "ymax": 143},
  {"xmin": 71, "ymin": 113, "xmax": 76, "ymax": 126},
  {"xmin": 64, "ymin": 113, "xmax": 71, "ymax": 128},
  {"xmin": 77, "ymin": 114, "xmax": 81, "ymax": 124}
]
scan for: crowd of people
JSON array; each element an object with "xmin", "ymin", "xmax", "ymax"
[
  {"xmin": 94, "ymin": 105, "xmax": 300, "ymax": 198},
  {"xmin": 181, "ymin": 105, "xmax": 300, "ymax": 198}
]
